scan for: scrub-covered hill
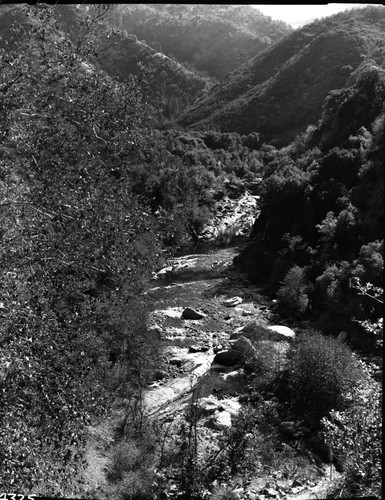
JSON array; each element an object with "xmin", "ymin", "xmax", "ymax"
[
  {"xmin": 177, "ymin": 6, "xmax": 385, "ymax": 146},
  {"xmin": 0, "ymin": 4, "xmax": 212, "ymax": 122},
  {"xmin": 109, "ymin": 4, "xmax": 292, "ymax": 81}
]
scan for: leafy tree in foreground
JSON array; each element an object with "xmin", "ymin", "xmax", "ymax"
[{"xmin": 0, "ymin": 4, "xmax": 162, "ymax": 494}]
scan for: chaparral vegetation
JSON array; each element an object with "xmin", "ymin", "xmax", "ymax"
[{"xmin": 0, "ymin": 4, "xmax": 382, "ymax": 499}]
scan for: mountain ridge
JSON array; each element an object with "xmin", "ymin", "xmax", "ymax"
[
  {"xmin": 109, "ymin": 4, "xmax": 292, "ymax": 80},
  {"xmin": 177, "ymin": 6, "xmax": 385, "ymax": 146}
]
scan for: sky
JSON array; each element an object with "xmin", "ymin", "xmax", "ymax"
[{"xmin": 253, "ymin": 3, "xmax": 380, "ymax": 27}]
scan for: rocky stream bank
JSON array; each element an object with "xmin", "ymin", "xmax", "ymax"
[
  {"xmin": 82, "ymin": 190, "xmax": 383, "ymax": 499},
  {"xmin": 83, "ymin": 242, "xmax": 343, "ymax": 500}
]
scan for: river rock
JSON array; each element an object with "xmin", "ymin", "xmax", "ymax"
[
  {"xmin": 182, "ymin": 307, "xmax": 206, "ymax": 320},
  {"xmin": 213, "ymin": 350, "xmax": 243, "ymax": 366},
  {"xmin": 198, "ymin": 396, "xmax": 220, "ymax": 414},
  {"xmin": 230, "ymin": 326, "xmax": 246, "ymax": 340},
  {"xmin": 211, "ymin": 410, "xmax": 232, "ymax": 430},
  {"xmin": 221, "ymin": 369, "xmax": 243, "ymax": 382},
  {"xmin": 267, "ymin": 325, "xmax": 295, "ymax": 341},
  {"xmin": 157, "ymin": 266, "xmax": 173, "ymax": 277},
  {"xmin": 218, "ymin": 398, "xmax": 241, "ymax": 416},
  {"xmin": 223, "ymin": 296, "xmax": 243, "ymax": 307},
  {"xmin": 213, "ymin": 344, "xmax": 225, "ymax": 354},
  {"xmin": 263, "ymin": 488, "xmax": 279, "ymax": 498}
]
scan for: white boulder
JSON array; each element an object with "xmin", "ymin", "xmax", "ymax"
[{"xmin": 267, "ymin": 325, "xmax": 295, "ymax": 341}]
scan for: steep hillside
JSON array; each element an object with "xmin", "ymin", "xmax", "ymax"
[
  {"xmin": 0, "ymin": 4, "xmax": 212, "ymax": 121},
  {"xmin": 177, "ymin": 6, "xmax": 385, "ymax": 146},
  {"xmin": 97, "ymin": 31, "xmax": 211, "ymax": 120},
  {"xmin": 109, "ymin": 4, "xmax": 292, "ymax": 80},
  {"xmin": 235, "ymin": 58, "xmax": 384, "ymax": 342}
]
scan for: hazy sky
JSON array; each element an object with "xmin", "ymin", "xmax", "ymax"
[{"xmin": 253, "ymin": 3, "xmax": 379, "ymax": 27}]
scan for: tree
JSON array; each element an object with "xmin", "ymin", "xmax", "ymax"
[
  {"xmin": 350, "ymin": 277, "xmax": 383, "ymax": 349},
  {"xmin": 277, "ymin": 265, "xmax": 310, "ymax": 316},
  {"xmin": 0, "ymin": 5, "xmax": 162, "ymax": 494}
]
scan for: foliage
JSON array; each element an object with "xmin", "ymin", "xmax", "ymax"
[
  {"xmin": 0, "ymin": 4, "xmax": 212, "ymax": 124},
  {"xmin": 224, "ymin": 400, "xmax": 279, "ymax": 475},
  {"xmin": 322, "ymin": 360, "xmax": 382, "ymax": 499},
  {"xmin": 178, "ymin": 389, "xmax": 204, "ymax": 499},
  {"xmin": 0, "ymin": 4, "xmax": 164, "ymax": 493},
  {"xmin": 283, "ymin": 330, "xmax": 362, "ymax": 426},
  {"xmin": 211, "ymin": 485, "xmax": 240, "ymax": 500},
  {"xmin": 231, "ymin": 324, "xmax": 288, "ymax": 392},
  {"xmin": 350, "ymin": 277, "xmax": 383, "ymax": 348},
  {"xmin": 277, "ymin": 265, "xmax": 311, "ymax": 317},
  {"xmin": 177, "ymin": 6, "xmax": 385, "ymax": 146},
  {"xmin": 107, "ymin": 432, "xmax": 157, "ymax": 499},
  {"xmin": 110, "ymin": 4, "xmax": 291, "ymax": 81},
  {"xmin": 237, "ymin": 65, "xmax": 384, "ymax": 338}
]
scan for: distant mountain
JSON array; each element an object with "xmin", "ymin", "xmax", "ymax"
[
  {"xmin": 177, "ymin": 6, "xmax": 385, "ymax": 146},
  {"xmin": 109, "ymin": 4, "xmax": 292, "ymax": 81}
]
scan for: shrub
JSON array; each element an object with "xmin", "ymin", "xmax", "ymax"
[
  {"xmin": 322, "ymin": 360, "xmax": 382, "ymax": 499},
  {"xmin": 284, "ymin": 330, "xmax": 361, "ymax": 425},
  {"xmin": 224, "ymin": 400, "xmax": 279, "ymax": 475},
  {"xmin": 211, "ymin": 485, "xmax": 240, "ymax": 500},
  {"xmin": 277, "ymin": 265, "xmax": 310, "ymax": 317},
  {"xmin": 108, "ymin": 433, "xmax": 157, "ymax": 498},
  {"xmin": 239, "ymin": 322, "xmax": 274, "ymax": 343},
  {"xmin": 233, "ymin": 322, "xmax": 290, "ymax": 392},
  {"xmin": 112, "ymin": 469, "xmax": 155, "ymax": 500}
]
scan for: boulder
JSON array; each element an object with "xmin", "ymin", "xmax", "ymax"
[
  {"xmin": 262, "ymin": 488, "xmax": 279, "ymax": 498},
  {"xmin": 221, "ymin": 369, "xmax": 243, "ymax": 382},
  {"xmin": 198, "ymin": 396, "xmax": 220, "ymax": 414},
  {"xmin": 211, "ymin": 410, "xmax": 232, "ymax": 430},
  {"xmin": 267, "ymin": 325, "xmax": 295, "ymax": 341},
  {"xmin": 157, "ymin": 266, "xmax": 173, "ymax": 277},
  {"xmin": 213, "ymin": 350, "xmax": 243, "ymax": 366},
  {"xmin": 182, "ymin": 307, "xmax": 206, "ymax": 320},
  {"xmin": 218, "ymin": 398, "xmax": 241, "ymax": 416},
  {"xmin": 223, "ymin": 296, "xmax": 243, "ymax": 307}
]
